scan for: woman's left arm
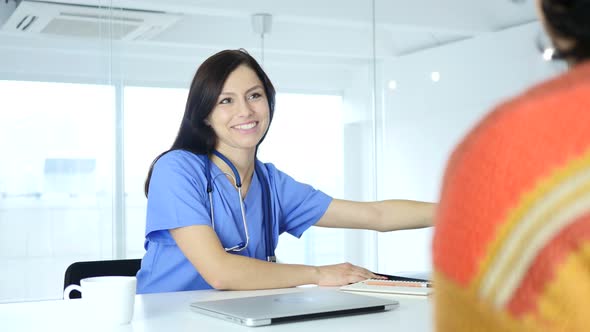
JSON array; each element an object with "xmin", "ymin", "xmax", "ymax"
[{"xmin": 315, "ymin": 199, "xmax": 436, "ymax": 231}]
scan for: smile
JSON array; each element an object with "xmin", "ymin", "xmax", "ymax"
[{"xmin": 233, "ymin": 122, "xmax": 257, "ymax": 130}]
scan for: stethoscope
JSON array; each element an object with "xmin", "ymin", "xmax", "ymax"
[{"xmin": 205, "ymin": 150, "xmax": 276, "ymax": 263}]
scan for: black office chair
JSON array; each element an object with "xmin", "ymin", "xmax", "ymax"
[{"xmin": 63, "ymin": 259, "xmax": 141, "ymax": 299}]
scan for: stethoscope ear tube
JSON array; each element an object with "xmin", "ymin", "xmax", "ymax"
[{"xmin": 212, "ymin": 150, "xmax": 242, "ymax": 187}]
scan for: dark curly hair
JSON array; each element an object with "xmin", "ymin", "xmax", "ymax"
[
  {"xmin": 541, "ymin": 0, "xmax": 590, "ymax": 63},
  {"xmin": 144, "ymin": 49, "xmax": 276, "ymax": 196}
]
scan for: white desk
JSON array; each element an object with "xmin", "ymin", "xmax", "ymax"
[{"xmin": 0, "ymin": 286, "xmax": 432, "ymax": 332}]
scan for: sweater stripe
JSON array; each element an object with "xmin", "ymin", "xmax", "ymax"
[{"xmin": 478, "ymin": 151, "xmax": 590, "ymax": 307}]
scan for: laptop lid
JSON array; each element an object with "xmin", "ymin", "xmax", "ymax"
[{"xmin": 190, "ymin": 290, "xmax": 398, "ymax": 327}]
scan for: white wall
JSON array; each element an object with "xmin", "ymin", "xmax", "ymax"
[{"xmin": 376, "ymin": 22, "xmax": 565, "ymax": 274}]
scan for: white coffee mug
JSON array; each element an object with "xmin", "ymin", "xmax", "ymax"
[{"xmin": 64, "ymin": 276, "xmax": 137, "ymax": 325}]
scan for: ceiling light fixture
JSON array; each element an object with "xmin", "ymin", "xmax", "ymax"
[
  {"xmin": 431, "ymin": 71, "xmax": 440, "ymax": 82},
  {"xmin": 388, "ymin": 80, "xmax": 397, "ymax": 90}
]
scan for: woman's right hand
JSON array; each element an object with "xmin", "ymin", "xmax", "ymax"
[{"xmin": 315, "ymin": 262, "xmax": 382, "ymax": 286}]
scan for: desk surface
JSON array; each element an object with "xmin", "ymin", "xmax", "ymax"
[{"xmin": 0, "ymin": 286, "xmax": 432, "ymax": 332}]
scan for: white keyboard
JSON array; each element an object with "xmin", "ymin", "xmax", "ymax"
[{"xmin": 340, "ymin": 279, "xmax": 433, "ymax": 296}]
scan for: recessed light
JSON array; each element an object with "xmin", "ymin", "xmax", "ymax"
[
  {"xmin": 431, "ymin": 71, "xmax": 440, "ymax": 82},
  {"xmin": 388, "ymin": 80, "xmax": 397, "ymax": 90}
]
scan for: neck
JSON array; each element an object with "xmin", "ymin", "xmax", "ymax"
[{"xmin": 211, "ymin": 148, "xmax": 256, "ymax": 188}]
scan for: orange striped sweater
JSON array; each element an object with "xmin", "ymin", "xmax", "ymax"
[{"xmin": 433, "ymin": 60, "xmax": 590, "ymax": 332}]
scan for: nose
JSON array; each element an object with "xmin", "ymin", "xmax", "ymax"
[{"xmin": 236, "ymin": 98, "xmax": 254, "ymax": 117}]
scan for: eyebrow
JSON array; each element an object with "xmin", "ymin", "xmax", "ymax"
[{"xmin": 219, "ymin": 85, "xmax": 264, "ymax": 96}]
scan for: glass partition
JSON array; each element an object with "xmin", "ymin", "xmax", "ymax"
[
  {"xmin": 0, "ymin": 0, "xmax": 376, "ymax": 302},
  {"xmin": 0, "ymin": 0, "xmax": 117, "ymax": 301}
]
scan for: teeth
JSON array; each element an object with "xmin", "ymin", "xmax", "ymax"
[{"xmin": 234, "ymin": 122, "xmax": 256, "ymax": 130}]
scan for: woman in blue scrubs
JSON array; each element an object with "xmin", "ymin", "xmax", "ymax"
[{"xmin": 136, "ymin": 49, "xmax": 436, "ymax": 293}]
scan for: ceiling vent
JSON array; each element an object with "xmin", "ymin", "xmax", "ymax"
[{"xmin": 1, "ymin": 0, "xmax": 181, "ymax": 41}]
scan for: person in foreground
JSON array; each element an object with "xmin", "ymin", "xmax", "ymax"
[
  {"xmin": 433, "ymin": 0, "xmax": 590, "ymax": 331},
  {"xmin": 136, "ymin": 49, "xmax": 435, "ymax": 293}
]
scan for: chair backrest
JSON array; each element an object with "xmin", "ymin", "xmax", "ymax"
[{"xmin": 63, "ymin": 259, "xmax": 141, "ymax": 299}]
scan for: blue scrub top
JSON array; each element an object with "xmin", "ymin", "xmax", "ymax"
[{"xmin": 136, "ymin": 150, "xmax": 332, "ymax": 294}]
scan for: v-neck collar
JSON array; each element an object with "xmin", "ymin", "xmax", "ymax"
[{"xmin": 209, "ymin": 159, "xmax": 260, "ymax": 207}]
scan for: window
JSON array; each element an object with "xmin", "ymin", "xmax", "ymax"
[
  {"xmin": 123, "ymin": 86, "xmax": 189, "ymax": 257},
  {"xmin": 0, "ymin": 82, "xmax": 350, "ymax": 302},
  {"xmin": 0, "ymin": 80, "xmax": 115, "ymax": 302},
  {"xmin": 259, "ymin": 93, "xmax": 345, "ymax": 265}
]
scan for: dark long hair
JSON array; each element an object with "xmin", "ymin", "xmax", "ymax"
[
  {"xmin": 144, "ymin": 49, "xmax": 276, "ymax": 196},
  {"xmin": 542, "ymin": 0, "xmax": 590, "ymax": 63}
]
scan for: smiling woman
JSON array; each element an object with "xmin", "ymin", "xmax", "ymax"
[{"xmin": 135, "ymin": 49, "xmax": 435, "ymax": 294}]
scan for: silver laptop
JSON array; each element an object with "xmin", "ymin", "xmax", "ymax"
[{"xmin": 190, "ymin": 290, "xmax": 398, "ymax": 327}]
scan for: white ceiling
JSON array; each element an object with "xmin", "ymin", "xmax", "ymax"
[
  {"xmin": 81, "ymin": 0, "xmax": 536, "ymax": 31},
  {"xmin": 4, "ymin": 0, "xmax": 539, "ymax": 59},
  {"xmin": 112, "ymin": 0, "xmax": 536, "ymax": 54}
]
